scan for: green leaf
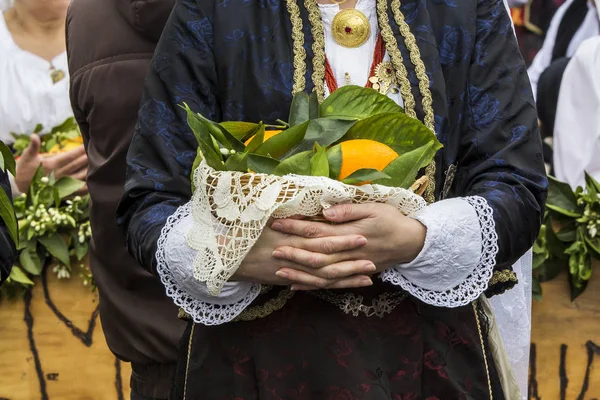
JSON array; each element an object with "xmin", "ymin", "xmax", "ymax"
[
  {"xmin": 326, "ymin": 145, "xmax": 342, "ymax": 180},
  {"xmin": 584, "ymin": 235, "xmax": 600, "ymax": 258},
  {"xmin": 54, "ymin": 176, "xmax": 85, "ymax": 199},
  {"xmin": 189, "ymin": 107, "xmax": 245, "ymax": 152},
  {"xmin": 38, "ymin": 234, "xmax": 71, "ymax": 267},
  {"xmin": 342, "ymin": 169, "xmax": 391, "ymax": 185},
  {"xmin": 273, "ymin": 151, "xmax": 312, "ymax": 176},
  {"xmin": 536, "ymin": 258, "xmax": 565, "ymax": 282},
  {"xmin": 73, "ymin": 234, "xmax": 89, "ymax": 261},
  {"xmin": 224, "ymin": 152, "xmax": 248, "ymax": 172},
  {"xmin": 255, "ymin": 121, "xmax": 309, "ymax": 159},
  {"xmin": 9, "ymin": 266, "xmax": 34, "ymax": 286},
  {"xmin": 547, "ymin": 176, "xmax": 581, "ymax": 217},
  {"xmin": 320, "ymin": 86, "xmax": 404, "ymax": 119},
  {"xmin": 532, "ymin": 278, "xmax": 543, "ymax": 300},
  {"xmin": 50, "ymin": 117, "xmax": 78, "ymax": 135},
  {"xmin": 33, "ymin": 124, "xmax": 44, "ymax": 134},
  {"xmin": 0, "ymin": 141, "xmax": 16, "ymax": 176},
  {"xmin": 289, "ymin": 92, "xmax": 310, "ymax": 127},
  {"xmin": 375, "ymin": 141, "xmax": 437, "ymax": 189},
  {"xmin": 190, "ymin": 148, "xmax": 204, "ymax": 192},
  {"xmin": 245, "ymin": 124, "xmax": 265, "ymax": 154},
  {"xmin": 584, "ymin": 171, "xmax": 600, "ymax": 198},
  {"xmin": 185, "ymin": 107, "xmax": 224, "ymax": 172},
  {"xmin": 220, "ymin": 122, "xmax": 260, "ymax": 140},
  {"xmin": 310, "ymin": 144, "xmax": 329, "ymax": 177},
  {"xmin": 340, "ymin": 113, "xmax": 441, "ymax": 159},
  {"xmin": 19, "ymin": 249, "xmax": 42, "ymax": 275},
  {"xmin": 0, "ymin": 188, "xmax": 17, "ymax": 245},
  {"xmin": 247, "ymin": 154, "xmax": 281, "ymax": 175},
  {"xmin": 284, "ymin": 118, "xmax": 357, "ymax": 157}
]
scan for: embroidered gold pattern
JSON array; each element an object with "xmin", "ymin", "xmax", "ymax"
[
  {"xmin": 234, "ymin": 289, "xmax": 296, "ymax": 322},
  {"xmin": 441, "ymin": 164, "xmax": 457, "ymax": 200},
  {"xmin": 375, "ymin": 0, "xmax": 416, "ymax": 118},
  {"xmin": 368, "ymin": 61, "xmax": 400, "ymax": 95},
  {"xmin": 183, "ymin": 323, "xmax": 195, "ymax": 400},
  {"xmin": 490, "ymin": 270, "xmax": 519, "ymax": 286},
  {"xmin": 312, "ymin": 290, "xmax": 407, "ymax": 317},
  {"xmin": 304, "ymin": 0, "xmax": 327, "ymax": 100},
  {"xmin": 331, "ymin": 8, "xmax": 371, "ymax": 48},
  {"xmin": 473, "ymin": 302, "xmax": 494, "ymax": 399},
  {"xmin": 286, "ymin": 0, "xmax": 307, "ymax": 94}
]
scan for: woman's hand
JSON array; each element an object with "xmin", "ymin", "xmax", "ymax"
[
  {"xmin": 15, "ymin": 134, "xmax": 88, "ymax": 193},
  {"xmin": 270, "ymin": 203, "xmax": 426, "ymax": 290},
  {"xmin": 232, "ymin": 219, "xmax": 374, "ymax": 289}
]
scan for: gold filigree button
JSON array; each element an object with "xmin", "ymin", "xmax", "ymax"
[{"xmin": 331, "ymin": 9, "xmax": 371, "ymax": 48}]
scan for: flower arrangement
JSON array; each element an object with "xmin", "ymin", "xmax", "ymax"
[
  {"xmin": 0, "ymin": 120, "xmax": 93, "ymax": 299},
  {"xmin": 533, "ymin": 174, "xmax": 600, "ymax": 300}
]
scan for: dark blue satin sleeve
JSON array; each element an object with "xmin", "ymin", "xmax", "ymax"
[{"xmin": 0, "ymin": 170, "xmax": 16, "ymax": 285}]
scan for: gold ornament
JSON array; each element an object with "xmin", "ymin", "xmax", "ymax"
[
  {"xmin": 331, "ymin": 8, "xmax": 370, "ymax": 48},
  {"xmin": 368, "ymin": 61, "xmax": 399, "ymax": 95},
  {"xmin": 50, "ymin": 68, "xmax": 65, "ymax": 84}
]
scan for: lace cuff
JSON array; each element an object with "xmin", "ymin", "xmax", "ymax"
[
  {"xmin": 381, "ymin": 196, "xmax": 498, "ymax": 308},
  {"xmin": 156, "ymin": 202, "xmax": 261, "ymax": 325}
]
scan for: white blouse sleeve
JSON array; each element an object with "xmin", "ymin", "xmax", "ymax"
[
  {"xmin": 381, "ymin": 196, "xmax": 498, "ymax": 308},
  {"xmin": 156, "ymin": 202, "xmax": 261, "ymax": 326}
]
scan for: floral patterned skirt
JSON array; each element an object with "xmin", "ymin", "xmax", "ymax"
[{"xmin": 171, "ymin": 285, "xmax": 504, "ymax": 400}]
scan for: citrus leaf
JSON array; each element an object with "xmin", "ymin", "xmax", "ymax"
[
  {"xmin": 326, "ymin": 145, "xmax": 342, "ymax": 180},
  {"xmin": 320, "ymin": 86, "xmax": 404, "ymax": 119},
  {"xmin": 247, "ymin": 154, "xmax": 281, "ymax": 174},
  {"xmin": 38, "ymin": 233, "xmax": 71, "ymax": 267},
  {"xmin": 584, "ymin": 172, "xmax": 600, "ymax": 198},
  {"xmin": 274, "ymin": 151, "xmax": 312, "ymax": 176},
  {"xmin": 184, "ymin": 106, "xmax": 224, "ymax": 172},
  {"xmin": 190, "ymin": 148, "xmax": 204, "ymax": 192},
  {"xmin": 221, "ymin": 122, "xmax": 260, "ymax": 140},
  {"xmin": 20, "ymin": 249, "xmax": 42, "ymax": 275},
  {"xmin": 9, "ymin": 266, "xmax": 34, "ymax": 286},
  {"xmin": 224, "ymin": 152, "xmax": 248, "ymax": 172},
  {"xmin": 55, "ymin": 176, "xmax": 85, "ymax": 199},
  {"xmin": 0, "ymin": 188, "xmax": 17, "ymax": 244},
  {"xmin": 375, "ymin": 141, "xmax": 437, "ymax": 189},
  {"xmin": 310, "ymin": 144, "xmax": 329, "ymax": 177},
  {"xmin": 547, "ymin": 176, "xmax": 581, "ymax": 216},
  {"xmin": 0, "ymin": 141, "xmax": 16, "ymax": 176},
  {"xmin": 50, "ymin": 117, "xmax": 78, "ymax": 135},
  {"xmin": 255, "ymin": 121, "xmax": 309, "ymax": 159},
  {"xmin": 289, "ymin": 92, "xmax": 309, "ymax": 127},
  {"xmin": 340, "ymin": 113, "xmax": 441, "ymax": 161},
  {"xmin": 285, "ymin": 118, "xmax": 356, "ymax": 157},
  {"xmin": 342, "ymin": 169, "xmax": 390, "ymax": 185},
  {"xmin": 245, "ymin": 124, "xmax": 265, "ymax": 154},
  {"xmin": 191, "ymin": 109, "xmax": 245, "ymax": 152},
  {"xmin": 584, "ymin": 235, "xmax": 600, "ymax": 258}
]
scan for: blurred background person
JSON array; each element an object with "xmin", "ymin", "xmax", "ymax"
[
  {"xmin": 66, "ymin": 0, "xmax": 185, "ymax": 399},
  {"xmin": 0, "ymin": 168, "xmax": 17, "ymax": 286},
  {"xmin": 0, "ymin": 0, "xmax": 87, "ymax": 194}
]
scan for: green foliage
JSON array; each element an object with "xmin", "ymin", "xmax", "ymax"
[
  {"xmin": 534, "ymin": 173, "xmax": 600, "ymax": 300},
  {"xmin": 11, "ymin": 117, "xmax": 80, "ymax": 156}
]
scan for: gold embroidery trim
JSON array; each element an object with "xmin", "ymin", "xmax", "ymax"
[
  {"xmin": 311, "ymin": 290, "xmax": 407, "ymax": 318},
  {"xmin": 286, "ymin": 0, "xmax": 307, "ymax": 94},
  {"xmin": 304, "ymin": 0, "xmax": 327, "ymax": 101},
  {"xmin": 441, "ymin": 164, "xmax": 457, "ymax": 200},
  {"xmin": 490, "ymin": 270, "xmax": 519, "ymax": 286},
  {"xmin": 473, "ymin": 302, "xmax": 493, "ymax": 399},
  {"xmin": 234, "ymin": 289, "xmax": 296, "ymax": 322},
  {"xmin": 183, "ymin": 322, "xmax": 195, "ymax": 400},
  {"xmin": 375, "ymin": 0, "xmax": 417, "ymax": 119}
]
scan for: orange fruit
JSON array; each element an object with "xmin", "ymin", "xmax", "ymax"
[
  {"xmin": 46, "ymin": 139, "xmax": 83, "ymax": 155},
  {"xmin": 338, "ymin": 139, "xmax": 398, "ymax": 180},
  {"xmin": 244, "ymin": 130, "xmax": 282, "ymax": 146}
]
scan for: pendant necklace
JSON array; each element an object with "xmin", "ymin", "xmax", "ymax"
[{"xmin": 331, "ymin": 8, "xmax": 371, "ymax": 48}]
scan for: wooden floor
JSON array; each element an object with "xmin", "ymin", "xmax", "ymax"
[{"xmin": 0, "ymin": 265, "xmax": 598, "ymax": 399}]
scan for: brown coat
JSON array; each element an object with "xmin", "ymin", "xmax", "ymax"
[{"xmin": 66, "ymin": 0, "xmax": 184, "ymax": 397}]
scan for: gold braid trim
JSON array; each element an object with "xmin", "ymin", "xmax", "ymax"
[
  {"xmin": 389, "ymin": 0, "xmax": 437, "ymax": 203},
  {"xmin": 183, "ymin": 323, "xmax": 195, "ymax": 400},
  {"xmin": 376, "ymin": 0, "xmax": 417, "ymax": 118},
  {"xmin": 490, "ymin": 270, "xmax": 518, "ymax": 286},
  {"xmin": 234, "ymin": 289, "xmax": 295, "ymax": 322},
  {"xmin": 473, "ymin": 302, "xmax": 494, "ymax": 400},
  {"xmin": 286, "ymin": 0, "xmax": 307, "ymax": 94},
  {"xmin": 304, "ymin": 0, "xmax": 327, "ymax": 101}
]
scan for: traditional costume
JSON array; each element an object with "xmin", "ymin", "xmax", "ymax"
[{"xmin": 118, "ymin": 0, "xmax": 547, "ymax": 398}]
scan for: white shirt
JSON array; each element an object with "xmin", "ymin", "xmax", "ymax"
[
  {"xmin": 527, "ymin": 0, "xmax": 600, "ymax": 99},
  {"xmin": 554, "ymin": 36, "xmax": 600, "ymax": 189},
  {"xmin": 0, "ymin": 13, "xmax": 72, "ymax": 143}
]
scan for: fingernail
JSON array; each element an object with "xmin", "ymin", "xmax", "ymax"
[
  {"xmin": 290, "ymin": 285, "xmax": 298, "ymax": 291},
  {"xmin": 272, "ymin": 250, "xmax": 283, "ymax": 258},
  {"xmin": 323, "ymin": 208, "xmax": 335, "ymax": 218},
  {"xmin": 362, "ymin": 278, "xmax": 373, "ymax": 286},
  {"xmin": 275, "ymin": 270, "xmax": 289, "ymax": 279},
  {"xmin": 356, "ymin": 237, "xmax": 367, "ymax": 246},
  {"xmin": 364, "ymin": 264, "xmax": 376, "ymax": 272},
  {"xmin": 271, "ymin": 222, "xmax": 283, "ymax": 231}
]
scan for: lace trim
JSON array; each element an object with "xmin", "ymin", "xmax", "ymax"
[
  {"xmin": 381, "ymin": 196, "xmax": 498, "ymax": 307},
  {"xmin": 156, "ymin": 203, "xmax": 261, "ymax": 325}
]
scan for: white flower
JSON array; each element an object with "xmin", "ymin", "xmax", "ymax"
[
  {"xmin": 220, "ymin": 148, "xmax": 230, "ymax": 156},
  {"xmin": 589, "ymin": 225, "xmax": 598, "ymax": 239}
]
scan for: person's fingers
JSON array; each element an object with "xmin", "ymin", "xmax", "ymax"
[
  {"xmin": 321, "ymin": 203, "xmax": 376, "ymax": 223},
  {"xmin": 21, "ymin": 134, "xmax": 41, "ymax": 159},
  {"xmin": 289, "ymin": 275, "xmax": 373, "ymax": 291},
  {"xmin": 45, "ymin": 145, "xmax": 86, "ymax": 167},
  {"xmin": 271, "ymin": 218, "xmax": 341, "ymax": 238},
  {"xmin": 53, "ymin": 154, "xmax": 88, "ymax": 177},
  {"xmin": 275, "ymin": 267, "xmax": 373, "ymax": 289},
  {"xmin": 284, "ymin": 259, "xmax": 376, "ymax": 280},
  {"xmin": 272, "ymin": 237, "xmax": 367, "ymax": 268},
  {"xmin": 71, "ymin": 168, "xmax": 88, "ymax": 181}
]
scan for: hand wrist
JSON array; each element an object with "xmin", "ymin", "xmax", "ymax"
[{"xmin": 395, "ymin": 218, "xmax": 426, "ymax": 264}]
